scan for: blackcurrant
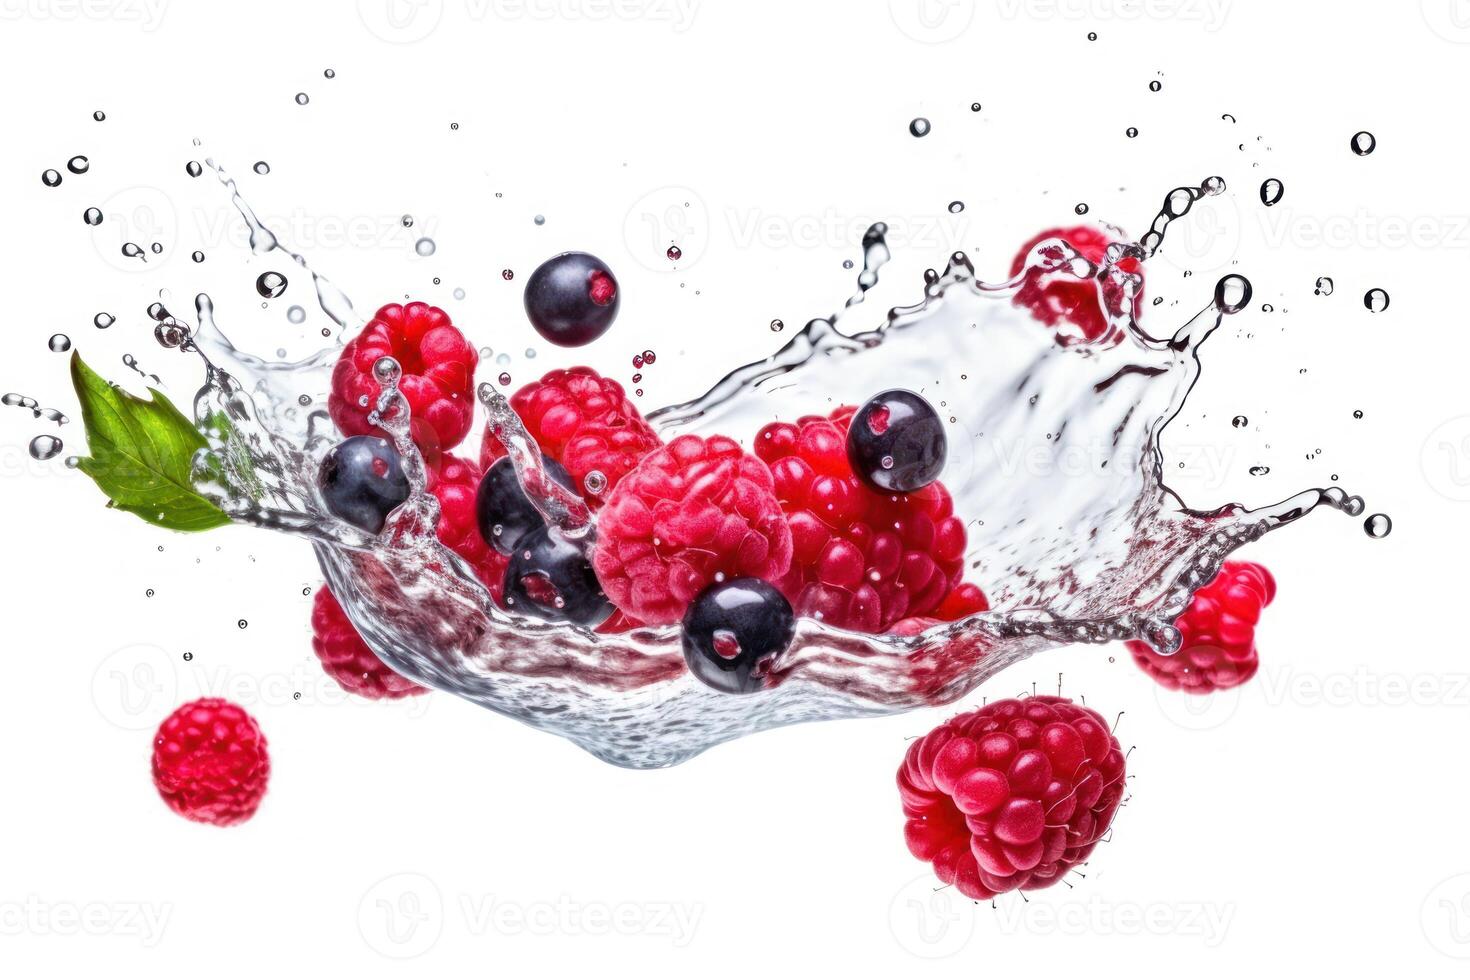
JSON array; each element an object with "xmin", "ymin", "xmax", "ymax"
[
  {"xmin": 318, "ymin": 435, "xmax": 410, "ymax": 534},
  {"xmin": 523, "ymin": 251, "xmax": 620, "ymax": 347},
  {"xmin": 503, "ymin": 526, "xmax": 613, "ymax": 627},
  {"xmin": 846, "ymin": 389, "xmax": 946, "ymax": 493},
  {"xmin": 475, "ymin": 455, "xmax": 577, "ymax": 556},
  {"xmin": 681, "ymin": 578, "xmax": 795, "ymax": 695}
]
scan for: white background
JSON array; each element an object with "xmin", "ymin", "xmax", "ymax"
[{"xmin": 2, "ymin": 0, "xmax": 1468, "ymax": 975}]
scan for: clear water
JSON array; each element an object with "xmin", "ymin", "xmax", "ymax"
[{"xmin": 148, "ymin": 168, "xmax": 1363, "ymax": 768}]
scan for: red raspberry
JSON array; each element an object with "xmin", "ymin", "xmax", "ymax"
[
  {"xmin": 755, "ymin": 409, "xmax": 970, "ymax": 633},
  {"xmin": 592, "ymin": 434, "xmax": 793, "ymax": 626},
  {"xmin": 1125, "ymin": 560, "xmax": 1275, "ymax": 694},
  {"xmin": 152, "ymin": 698, "xmax": 271, "ymax": 827},
  {"xmin": 330, "ymin": 302, "xmax": 478, "ymax": 452},
  {"xmin": 898, "ymin": 696, "xmax": 1125, "ymax": 900},
  {"xmin": 427, "ymin": 453, "xmax": 507, "ymax": 602},
  {"xmin": 480, "ymin": 366, "xmax": 660, "ymax": 503},
  {"xmin": 311, "ymin": 587, "xmax": 429, "ymax": 700},
  {"xmin": 1010, "ymin": 226, "xmax": 1143, "ymax": 343}
]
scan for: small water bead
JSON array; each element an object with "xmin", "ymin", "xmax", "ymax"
[
  {"xmin": 154, "ymin": 320, "xmax": 189, "ymax": 348},
  {"xmin": 1259, "ymin": 178, "xmax": 1284, "ymax": 207},
  {"xmin": 324, "ymin": 68, "xmax": 336, "ymax": 79},
  {"xmin": 1248, "ymin": 465, "xmax": 1270, "ymax": 476},
  {"xmin": 533, "ymin": 215, "xmax": 545, "ymax": 226},
  {"xmin": 1363, "ymin": 288, "xmax": 1390, "ymax": 313},
  {"xmin": 1214, "ymin": 274, "xmax": 1253, "ymax": 314},
  {"xmin": 186, "ymin": 160, "xmax": 203, "ymax": 177},
  {"xmin": 1087, "ymin": 31, "xmax": 1097, "ymax": 40},
  {"xmin": 1126, "ymin": 127, "xmax": 1138, "ymax": 138},
  {"xmin": 67, "ymin": 155, "xmax": 89, "ymax": 174},
  {"xmin": 1314, "ymin": 276, "xmax": 1334, "ymax": 296},
  {"xmin": 48, "ymin": 334, "xmax": 71, "ymax": 353},
  {"xmin": 1203, "ymin": 175, "xmax": 1227, "ymax": 195},
  {"xmin": 42, "ymin": 169, "xmax": 63, "ymax": 187},
  {"xmin": 82, "ymin": 207, "xmax": 103, "ymax": 226},
  {"xmin": 147, "ymin": 302, "xmax": 170, "ymax": 321},
  {"xmin": 498, "ymin": 372, "xmax": 512, "ymax": 386},
  {"xmin": 1363, "ymin": 513, "xmax": 1392, "ymax": 538},
  {"xmin": 1261, "ymin": 303, "xmax": 1274, "ymax": 313},
  {"xmin": 93, "ymin": 110, "xmax": 105, "ymax": 121},
  {"xmin": 150, "ymin": 242, "xmax": 162, "ymax": 254},
  {"xmin": 121, "ymin": 243, "xmax": 145, "ymax": 260},
  {"xmin": 501, "ymin": 269, "xmax": 514, "ymax": 280},
  {"xmin": 770, "ymin": 319, "xmax": 784, "ymax": 332},
  {"xmin": 524, "ymin": 348, "xmax": 536, "ymax": 359},
  {"xmin": 453, "ymin": 287, "xmax": 466, "ymax": 300},
  {"xmin": 432, "ymin": 277, "xmax": 441, "ymax": 286},
  {"xmin": 372, "ymin": 356, "xmax": 402, "ymax": 385},
  {"xmin": 583, "ymin": 470, "xmax": 608, "ymax": 496},
  {"xmin": 842, "ymin": 259, "xmax": 854, "ymax": 269},
  {"xmin": 414, "ymin": 237, "xmax": 436, "ymax": 256},
  {"xmin": 970, "ymin": 102, "xmax": 981, "ymax": 112},
  {"xmin": 2, "ymin": 393, "xmax": 27, "ymax": 407},
  {"xmin": 496, "ymin": 352, "xmax": 511, "ymax": 366},
  {"xmin": 1350, "ymin": 131, "xmax": 1376, "ymax": 156},
  {"xmin": 1149, "ymin": 80, "xmax": 1162, "ymax": 92},
  {"xmin": 400, "ymin": 215, "xmax": 414, "ymax": 228},
  {"xmin": 908, "ymin": 117, "xmax": 931, "ymax": 138},
  {"xmin": 253, "ymin": 161, "xmax": 270, "ymax": 175},
  {"xmin": 29, "ymin": 435, "xmax": 62, "ymax": 461},
  {"xmin": 1231, "ymin": 415, "xmax": 1248, "ymax": 428},
  {"xmin": 191, "ymin": 250, "xmax": 205, "ymax": 263},
  {"xmin": 94, "ymin": 312, "xmax": 114, "ymax": 329},
  {"xmin": 1353, "ymin": 409, "xmax": 1364, "ymax": 419},
  {"xmin": 1222, "ymin": 113, "xmax": 1236, "ymax": 123},
  {"xmin": 295, "ymin": 93, "xmax": 309, "ymax": 106},
  {"xmin": 64, "ymin": 456, "xmax": 79, "ymax": 468},
  {"xmin": 666, "ymin": 244, "xmax": 683, "ymax": 261},
  {"xmin": 1074, "ymin": 203, "xmax": 1089, "ymax": 215},
  {"xmin": 948, "ymin": 201, "xmax": 965, "ymax": 213},
  {"xmin": 298, "ymin": 394, "xmax": 311, "ymax": 406}
]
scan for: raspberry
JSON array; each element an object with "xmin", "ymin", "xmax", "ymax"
[
  {"xmin": 591, "ymin": 434, "xmax": 793, "ymax": 625},
  {"xmin": 898, "ymin": 696, "xmax": 1125, "ymax": 900},
  {"xmin": 1010, "ymin": 225, "xmax": 1143, "ymax": 343},
  {"xmin": 1125, "ymin": 560, "xmax": 1275, "ymax": 694},
  {"xmin": 152, "ymin": 698, "xmax": 271, "ymax": 827},
  {"xmin": 311, "ymin": 587, "xmax": 429, "ymax": 700},
  {"xmin": 480, "ymin": 366, "xmax": 660, "ymax": 503},
  {"xmin": 330, "ymin": 302, "xmax": 478, "ymax": 452},
  {"xmin": 427, "ymin": 453, "xmax": 507, "ymax": 602},
  {"xmin": 755, "ymin": 409, "xmax": 971, "ymax": 633}
]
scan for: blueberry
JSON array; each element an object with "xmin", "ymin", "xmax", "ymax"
[
  {"xmin": 846, "ymin": 389, "xmax": 946, "ymax": 493},
  {"xmin": 523, "ymin": 251, "xmax": 620, "ymax": 347},
  {"xmin": 504, "ymin": 526, "xmax": 613, "ymax": 627},
  {"xmin": 476, "ymin": 456, "xmax": 577, "ymax": 556},
  {"xmin": 681, "ymin": 578, "xmax": 795, "ymax": 695},
  {"xmin": 318, "ymin": 436, "xmax": 410, "ymax": 533}
]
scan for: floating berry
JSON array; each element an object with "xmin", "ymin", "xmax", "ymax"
[
  {"xmin": 504, "ymin": 526, "xmax": 614, "ymax": 627},
  {"xmin": 898, "ymin": 696, "xmax": 1125, "ymax": 900},
  {"xmin": 847, "ymin": 389, "xmax": 946, "ymax": 493},
  {"xmin": 480, "ymin": 366, "xmax": 661, "ymax": 502},
  {"xmin": 1125, "ymin": 560, "xmax": 1275, "ymax": 694},
  {"xmin": 329, "ymin": 301, "xmax": 478, "ymax": 451},
  {"xmin": 151, "ymin": 698, "xmax": 270, "ymax": 827},
  {"xmin": 475, "ymin": 455, "xmax": 577, "ymax": 557},
  {"xmin": 318, "ymin": 435, "xmax": 410, "ymax": 534},
  {"xmin": 523, "ymin": 252, "xmax": 620, "ymax": 347},
  {"xmin": 311, "ymin": 586, "xmax": 428, "ymax": 699},
  {"xmin": 681, "ymin": 578, "xmax": 795, "ymax": 695},
  {"xmin": 426, "ymin": 454, "xmax": 508, "ymax": 600},
  {"xmin": 592, "ymin": 434, "xmax": 793, "ymax": 626},
  {"xmin": 1010, "ymin": 225, "xmax": 1143, "ymax": 343}
]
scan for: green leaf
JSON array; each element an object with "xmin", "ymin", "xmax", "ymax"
[{"xmin": 69, "ymin": 351, "xmax": 231, "ymax": 532}]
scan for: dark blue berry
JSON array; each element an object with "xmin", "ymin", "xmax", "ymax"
[
  {"xmin": 523, "ymin": 251, "xmax": 619, "ymax": 347},
  {"xmin": 504, "ymin": 526, "xmax": 613, "ymax": 627},
  {"xmin": 846, "ymin": 389, "xmax": 946, "ymax": 493},
  {"xmin": 318, "ymin": 436, "xmax": 410, "ymax": 534},
  {"xmin": 475, "ymin": 456, "xmax": 577, "ymax": 556},
  {"xmin": 681, "ymin": 578, "xmax": 795, "ymax": 695}
]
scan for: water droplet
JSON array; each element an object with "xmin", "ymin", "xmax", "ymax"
[
  {"xmin": 373, "ymin": 356, "xmax": 402, "ymax": 385},
  {"xmin": 29, "ymin": 435, "xmax": 62, "ymax": 461},
  {"xmin": 48, "ymin": 334, "xmax": 71, "ymax": 353},
  {"xmin": 1248, "ymin": 465, "xmax": 1270, "ymax": 476},
  {"xmin": 948, "ymin": 200, "xmax": 964, "ymax": 213},
  {"xmin": 415, "ymin": 237, "xmax": 436, "ymax": 257},
  {"xmin": 584, "ymin": 470, "xmax": 608, "ymax": 496},
  {"xmin": 498, "ymin": 372, "xmax": 512, "ymax": 386},
  {"xmin": 295, "ymin": 92, "xmax": 309, "ymax": 106},
  {"xmin": 770, "ymin": 319, "xmax": 784, "ymax": 332},
  {"xmin": 842, "ymin": 259, "xmax": 854, "ymax": 269},
  {"xmin": 191, "ymin": 250, "xmax": 205, "ymax": 263},
  {"xmin": 1231, "ymin": 415, "xmax": 1247, "ymax": 428},
  {"xmin": 93, "ymin": 110, "xmax": 106, "ymax": 121},
  {"xmin": 1350, "ymin": 131, "xmax": 1376, "ymax": 156},
  {"xmin": 1125, "ymin": 127, "xmax": 1139, "ymax": 138},
  {"xmin": 324, "ymin": 68, "xmax": 336, "ymax": 79},
  {"xmin": 255, "ymin": 272, "xmax": 288, "ymax": 299},
  {"xmin": 1214, "ymin": 274, "xmax": 1253, "ymax": 314},
  {"xmin": 533, "ymin": 215, "xmax": 546, "ymax": 226},
  {"xmin": 1314, "ymin": 276, "xmax": 1334, "ymax": 296},
  {"xmin": 1074, "ymin": 203, "xmax": 1089, "ymax": 215},
  {"xmin": 186, "ymin": 160, "xmax": 203, "ymax": 177},
  {"xmin": 1221, "ymin": 113, "xmax": 1236, "ymax": 123},
  {"xmin": 496, "ymin": 352, "xmax": 511, "ymax": 367},
  {"xmin": 1087, "ymin": 31, "xmax": 1097, "ymax": 40},
  {"xmin": 1262, "ymin": 303, "xmax": 1274, "ymax": 313},
  {"xmin": 253, "ymin": 161, "xmax": 270, "ymax": 175},
  {"xmin": 1149, "ymin": 80, "xmax": 1162, "ymax": 92},
  {"xmin": 908, "ymin": 117, "xmax": 931, "ymax": 138},
  {"xmin": 1259, "ymin": 178, "xmax": 1284, "ymax": 207},
  {"xmin": 82, "ymin": 207, "xmax": 103, "ymax": 227},
  {"xmin": 66, "ymin": 155, "xmax": 89, "ymax": 174},
  {"xmin": 150, "ymin": 242, "xmax": 162, "ymax": 254},
  {"xmin": 1363, "ymin": 288, "xmax": 1390, "ymax": 313},
  {"xmin": 42, "ymin": 169, "xmax": 62, "ymax": 187},
  {"xmin": 666, "ymin": 244, "xmax": 682, "ymax": 261},
  {"xmin": 1363, "ymin": 513, "xmax": 1392, "ymax": 538},
  {"xmin": 121, "ymin": 243, "xmax": 145, "ymax": 260},
  {"xmin": 970, "ymin": 102, "xmax": 981, "ymax": 112},
  {"xmin": 501, "ymin": 268, "xmax": 514, "ymax": 280},
  {"xmin": 524, "ymin": 348, "xmax": 537, "ymax": 359},
  {"xmin": 94, "ymin": 312, "xmax": 114, "ymax": 329},
  {"xmin": 1353, "ymin": 409, "xmax": 1363, "ymax": 419}
]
